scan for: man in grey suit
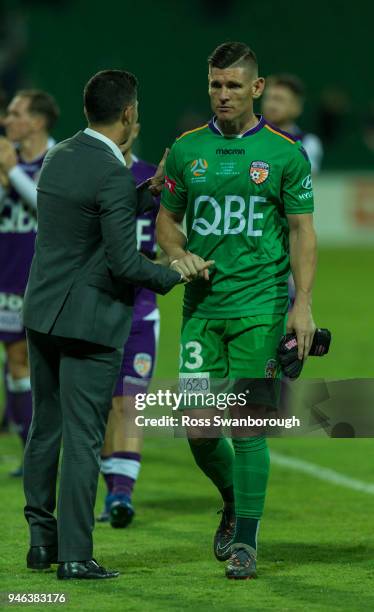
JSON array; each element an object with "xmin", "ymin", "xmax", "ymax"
[{"xmin": 22, "ymin": 70, "xmax": 210, "ymax": 580}]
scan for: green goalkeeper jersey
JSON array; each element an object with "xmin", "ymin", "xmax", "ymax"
[{"xmin": 161, "ymin": 115, "xmax": 314, "ymax": 319}]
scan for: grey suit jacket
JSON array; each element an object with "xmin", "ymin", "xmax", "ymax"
[{"xmin": 23, "ymin": 131, "xmax": 180, "ymax": 348}]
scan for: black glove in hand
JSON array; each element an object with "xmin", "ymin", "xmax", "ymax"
[
  {"xmin": 309, "ymin": 328, "xmax": 331, "ymax": 356},
  {"xmin": 278, "ymin": 328, "xmax": 331, "ymax": 379}
]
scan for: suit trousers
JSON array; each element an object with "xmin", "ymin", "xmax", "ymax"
[{"xmin": 23, "ymin": 328, "xmax": 122, "ymax": 561}]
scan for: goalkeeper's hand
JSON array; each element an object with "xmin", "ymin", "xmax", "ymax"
[{"xmin": 286, "ymin": 303, "xmax": 316, "ymax": 360}]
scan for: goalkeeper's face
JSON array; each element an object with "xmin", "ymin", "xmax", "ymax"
[{"xmin": 208, "ymin": 66, "xmax": 264, "ymax": 123}]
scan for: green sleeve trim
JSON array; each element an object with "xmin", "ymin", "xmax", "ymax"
[{"xmin": 285, "ymin": 207, "xmax": 314, "ymax": 214}]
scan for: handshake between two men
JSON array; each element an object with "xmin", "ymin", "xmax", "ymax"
[{"xmin": 169, "ymin": 252, "xmax": 215, "ymax": 283}]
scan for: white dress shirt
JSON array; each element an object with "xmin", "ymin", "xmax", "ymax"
[{"xmin": 84, "ymin": 127, "xmax": 126, "ymax": 166}]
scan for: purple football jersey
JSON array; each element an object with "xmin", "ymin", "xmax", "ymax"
[
  {"xmin": 130, "ymin": 155, "xmax": 159, "ymax": 321},
  {"xmin": 0, "ymin": 148, "xmax": 48, "ymax": 338}
]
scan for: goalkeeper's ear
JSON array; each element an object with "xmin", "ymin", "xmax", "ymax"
[{"xmin": 252, "ymin": 77, "xmax": 265, "ymax": 100}]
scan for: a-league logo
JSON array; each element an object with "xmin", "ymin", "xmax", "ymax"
[
  {"xmin": 249, "ymin": 160, "xmax": 270, "ymax": 185},
  {"xmin": 191, "ymin": 159, "xmax": 208, "ymax": 177}
]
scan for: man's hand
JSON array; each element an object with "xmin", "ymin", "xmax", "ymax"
[
  {"xmin": 148, "ymin": 148, "xmax": 169, "ymax": 196},
  {"xmin": 286, "ymin": 301, "xmax": 316, "ymax": 360},
  {"xmin": 0, "ymin": 137, "xmax": 17, "ymax": 173},
  {"xmin": 169, "ymin": 251, "xmax": 214, "ymax": 282}
]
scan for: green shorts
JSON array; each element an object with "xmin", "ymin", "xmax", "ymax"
[{"xmin": 179, "ymin": 314, "xmax": 286, "ymax": 408}]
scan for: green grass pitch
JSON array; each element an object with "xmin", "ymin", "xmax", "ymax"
[{"xmin": 0, "ymin": 247, "xmax": 374, "ymax": 611}]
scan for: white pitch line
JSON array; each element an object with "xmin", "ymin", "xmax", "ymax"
[{"xmin": 271, "ymin": 451, "xmax": 374, "ymax": 495}]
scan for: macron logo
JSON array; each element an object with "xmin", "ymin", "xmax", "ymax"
[{"xmin": 216, "ymin": 148, "xmax": 245, "ymax": 155}]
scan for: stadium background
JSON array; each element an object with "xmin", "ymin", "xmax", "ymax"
[{"xmin": 0, "ymin": 1, "xmax": 374, "ymax": 610}]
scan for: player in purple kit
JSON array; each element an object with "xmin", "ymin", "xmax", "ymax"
[
  {"xmin": 98, "ymin": 123, "xmax": 161, "ymax": 527},
  {"xmin": 262, "ymin": 73, "xmax": 323, "ymax": 174},
  {"xmin": 0, "ymin": 90, "xmax": 59, "ymax": 475}
]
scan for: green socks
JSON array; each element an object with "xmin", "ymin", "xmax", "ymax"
[
  {"xmin": 188, "ymin": 437, "xmax": 234, "ymax": 497},
  {"xmin": 233, "ymin": 517, "xmax": 259, "ymax": 550},
  {"xmin": 232, "ymin": 435, "xmax": 270, "ymax": 549},
  {"xmin": 188, "ymin": 435, "xmax": 270, "ymax": 550}
]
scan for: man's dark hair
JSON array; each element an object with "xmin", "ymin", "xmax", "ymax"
[
  {"xmin": 17, "ymin": 89, "xmax": 60, "ymax": 131},
  {"xmin": 84, "ymin": 70, "xmax": 138, "ymax": 125},
  {"xmin": 208, "ymin": 41, "xmax": 258, "ymax": 71},
  {"xmin": 266, "ymin": 74, "xmax": 305, "ymax": 100}
]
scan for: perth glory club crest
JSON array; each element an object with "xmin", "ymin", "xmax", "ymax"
[
  {"xmin": 133, "ymin": 353, "xmax": 152, "ymax": 378},
  {"xmin": 249, "ymin": 161, "xmax": 270, "ymax": 184}
]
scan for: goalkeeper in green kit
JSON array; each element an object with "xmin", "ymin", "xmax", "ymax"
[{"xmin": 157, "ymin": 41, "xmax": 317, "ymax": 579}]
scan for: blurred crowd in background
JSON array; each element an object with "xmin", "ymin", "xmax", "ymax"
[{"xmin": 0, "ymin": 0, "xmax": 372, "ymax": 168}]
